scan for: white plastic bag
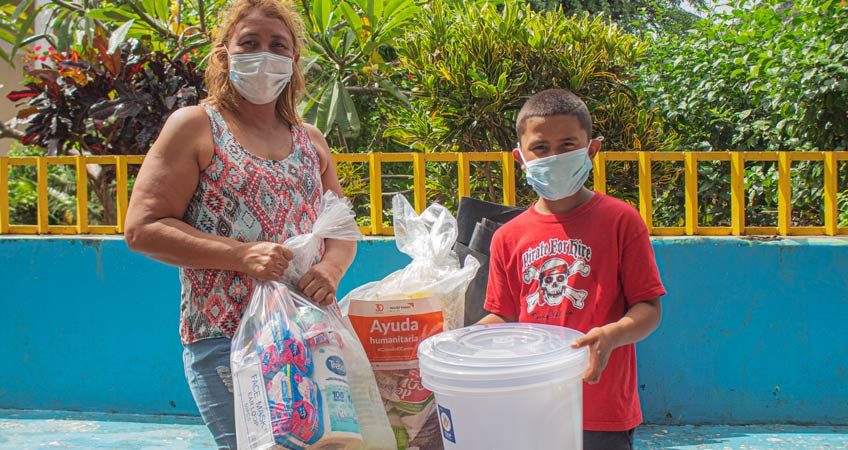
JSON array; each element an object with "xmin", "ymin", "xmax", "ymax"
[
  {"xmin": 340, "ymin": 195, "xmax": 480, "ymax": 449},
  {"xmin": 231, "ymin": 191, "xmax": 395, "ymax": 450},
  {"xmin": 283, "ymin": 190, "xmax": 363, "ymax": 284}
]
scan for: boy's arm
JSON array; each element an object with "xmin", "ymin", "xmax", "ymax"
[
  {"xmin": 571, "ymin": 298, "xmax": 662, "ymax": 384},
  {"xmin": 477, "ymin": 312, "xmax": 517, "ymax": 325}
]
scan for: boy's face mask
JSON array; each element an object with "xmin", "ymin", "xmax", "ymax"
[
  {"xmin": 227, "ymin": 49, "xmax": 293, "ymax": 105},
  {"xmin": 517, "ymin": 139, "xmax": 601, "ymax": 201}
]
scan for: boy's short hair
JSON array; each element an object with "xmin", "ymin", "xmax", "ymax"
[{"xmin": 516, "ymin": 89, "xmax": 592, "ymax": 139}]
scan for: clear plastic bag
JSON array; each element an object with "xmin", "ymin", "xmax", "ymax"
[
  {"xmin": 231, "ymin": 191, "xmax": 395, "ymax": 450},
  {"xmin": 341, "ymin": 195, "xmax": 480, "ymax": 330},
  {"xmin": 232, "ymin": 283, "xmax": 396, "ymax": 450},
  {"xmin": 283, "ymin": 190, "xmax": 363, "ymax": 284},
  {"xmin": 340, "ymin": 195, "xmax": 480, "ymax": 450}
]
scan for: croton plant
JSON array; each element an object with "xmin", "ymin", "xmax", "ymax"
[{"xmin": 8, "ymin": 34, "xmax": 205, "ymax": 156}]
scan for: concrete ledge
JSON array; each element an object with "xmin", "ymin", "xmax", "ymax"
[{"xmin": 2, "ymin": 236, "xmax": 846, "ymax": 424}]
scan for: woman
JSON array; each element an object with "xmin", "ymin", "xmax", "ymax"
[{"xmin": 124, "ymin": 0, "xmax": 355, "ymax": 447}]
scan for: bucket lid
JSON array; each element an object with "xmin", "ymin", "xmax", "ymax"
[{"xmin": 418, "ymin": 323, "xmax": 588, "ymax": 391}]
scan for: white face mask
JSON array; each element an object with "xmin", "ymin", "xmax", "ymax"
[
  {"xmin": 227, "ymin": 51, "xmax": 293, "ymax": 105},
  {"xmin": 517, "ymin": 137, "xmax": 602, "ymax": 201}
]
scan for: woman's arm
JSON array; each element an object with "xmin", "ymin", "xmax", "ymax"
[
  {"xmin": 125, "ymin": 106, "xmax": 292, "ymax": 280},
  {"xmin": 297, "ymin": 125, "xmax": 357, "ymax": 305}
]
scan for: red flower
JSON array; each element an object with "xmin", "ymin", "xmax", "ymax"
[
  {"xmin": 34, "ymin": 45, "xmax": 41, "ymax": 51},
  {"xmin": 48, "ymin": 46, "xmax": 55, "ymax": 52},
  {"xmin": 182, "ymin": 54, "xmax": 191, "ymax": 62}
]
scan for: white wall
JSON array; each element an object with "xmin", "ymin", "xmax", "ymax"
[{"xmin": 0, "ymin": 50, "xmax": 25, "ymax": 156}]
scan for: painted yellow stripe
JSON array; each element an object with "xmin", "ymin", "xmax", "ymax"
[
  {"xmin": 424, "ymin": 153, "xmax": 459, "ymax": 162},
  {"xmin": 76, "ymin": 156, "xmax": 89, "ymax": 234},
  {"xmin": 381, "ymin": 153, "xmax": 415, "ymax": 163},
  {"xmin": 125, "ymin": 155, "xmax": 145, "ymax": 165},
  {"xmin": 740, "ymin": 152, "xmax": 779, "ymax": 161},
  {"xmin": 8, "ymin": 225, "xmax": 39, "ymax": 234},
  {"xmin": 89, "ymin": 225, "xmax": 119, "ymax": 234},
  {"xmin": 692, "ymin": 152, "xmax": 731, "ymax": 161},
  {"xmin": 502, "ymin": 152, "xmax": 516, "ymax": 206},
  {"xmin": 824, "ymin": 152, "xmax": 837, "ymax": 236},
  {"xmin": 745, "ymin": 226, "xmax": 779, "ymax": 235},
  {"xmin": 48, "ymin": 225, "xmax": 79, "ymax": 234},
  {"xmin": 7, "ymin": 156, "xmax": 38, "ymax": 165},
  {"xmin": 731, "ymin": 152, "xmax": 745, "ymax": 236},
  {"xmin": 36, "ymin": 158, "xmax": 49, "ymax": 234},
  {"xmin": 332, "ymin": 153, "xmax": 369, "ymax": 163},
  {"xmin": 368, "ymin": 153, "xmax": 383, "ymax": 235},
  {"xmin": 413, "ymin": 153, "xmax": 426, "ymax": 214},
  {"xmin": 777, "ymin": 152, "xmax": 791, "ymax": 236},
  {"xmin": 698, "ymin": 227, "xmax": 733, "ymax": 236},
  {"xmin": 84, "ymin": 155, "xmax": 118, "ymax": 165},
  {"xmin": 43, "ymin": 156, "xmax": 76, "ymax": 164},
  {"xmin": 0, "ymin": 153, "xmax": 845, "ymax": 237},
  {"xmin": 463, "ymin": 152, "xmax": 503, "ymax": 162},
  {"xmin": 638, "ymin": 152, "xmax": 653, "ymax": 232},
  {"xmin": 0, "ymin": 157, "xmax": 8, "ymax": 234},
  {"xmin": 605, "ymin": 152, "xmax": 639, "ymax": 161},
  {"xmin": 652, "ymin": 227, "xmax": 686, "ymax": 236},
  {"xmin": 116, "ymin": 157, "xmax": 129, "ymax": 233},
  {"xmin": 651, "ymin": 153, "xmax": 686, "ymax": 162},
  {"xmin": 457, "ymin": 153, "xmax": 471, "ymax": 200},
  {"xmin": 593, "ymin": 152, "xmax": 607, "ymax": 194},
  {"xmin": 786, "ymin": 151, "xmax": 824, "ymax": 162},
  {"xmin": 789, "ymin": 226, "xmax": 827, "ymax": 236},
  {"xmin": 685, "ymin": 153, "xmax": 698, "ymax": 236}
]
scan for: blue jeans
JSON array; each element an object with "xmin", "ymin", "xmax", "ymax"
[{"xmin": 183, "ymin": 337, "xmax": 237, "ymax": 449}]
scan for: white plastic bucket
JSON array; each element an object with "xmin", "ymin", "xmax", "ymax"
[{"xmin": 417, "ymin": 323, "xmax": 588, "ymax": 450}]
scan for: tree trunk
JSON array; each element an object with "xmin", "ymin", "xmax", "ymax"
[
  {"xmin": 87, "ymin": 166, "xmax": 116, "ymax": 225},
  {"xmin": 484, "ymin": 161, "xmax": 498, "ymax": 203}
]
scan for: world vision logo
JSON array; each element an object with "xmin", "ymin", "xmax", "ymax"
[
  {"xmin": 388, "ymin": 303, "xmax": 415, "ymax": 314},
  {"xmin": 374, "ymin": 301, "xmax": 416, "ymax": 314}
]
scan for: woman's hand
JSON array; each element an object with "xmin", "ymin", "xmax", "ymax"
[
  {"xmin": 237, "ymin": 242, "xmax": 293, "ymax": 281},
  {"xmin": 297, "ymin": 261, "xmax": 344, "ymax": 307}
]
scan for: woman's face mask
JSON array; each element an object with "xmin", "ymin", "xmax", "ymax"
[{"xmin": 227, "ymin": 49, "xmax": 293, "ymax": 105}]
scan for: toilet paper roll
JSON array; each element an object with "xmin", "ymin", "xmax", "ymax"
[{"xmin": 306, "ymin": 326, "xmax": 363, "ymax": 449}]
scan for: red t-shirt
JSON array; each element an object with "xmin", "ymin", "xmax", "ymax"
[{"xmin": 484, "ymin": 192, "xmax": 666, "ymax": 431}]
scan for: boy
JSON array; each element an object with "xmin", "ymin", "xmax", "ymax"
[{"xmin": 479, "ymin": 89, "xmax": 666, "ymax": 450}]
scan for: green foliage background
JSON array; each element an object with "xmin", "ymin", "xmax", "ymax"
[{"xmin": 1, "ymin": 0, "xmax": 846, "ymax": 229}]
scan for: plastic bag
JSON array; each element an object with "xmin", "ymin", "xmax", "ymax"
[
  {"xmin": 340, "ymin": 195, "xmax": 480, "ymax": 450},
  {"xmin": 231, "ymin": 191, "xmax": 396, "ymax": 450},
  {"xmin": 283, "ymin": 190, "xmax": 363, "ymax": 284}
]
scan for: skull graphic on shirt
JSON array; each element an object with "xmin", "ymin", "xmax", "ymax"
[{"xmin": 523, "ymin": 257, "xmax": 591, "ymax": 313}]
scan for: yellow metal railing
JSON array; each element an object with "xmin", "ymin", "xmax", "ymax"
[
  {"xmin": 593, "ymin": 151, "xmax": 848, "ymax": 237},
  {"xmin": 333, "ymin": 152, "xmax": 517, "ymax": 235},
  {"xmin": 0, "ymin": 151, "xmax": 846, "ymax": 236}
]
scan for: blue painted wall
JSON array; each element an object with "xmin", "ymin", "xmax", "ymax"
[{"xmin": 1, "ymin": 236, "xmax": 846, "ymax": 425}]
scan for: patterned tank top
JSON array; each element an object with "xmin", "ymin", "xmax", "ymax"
[{"xmin": 179, "ymin": 103, "xmax": 323, "ymax": 344}]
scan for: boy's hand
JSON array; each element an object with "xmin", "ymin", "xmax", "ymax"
[{"xmin": 571, "ymin": 325, "xmax": 618, "ymax": 384}]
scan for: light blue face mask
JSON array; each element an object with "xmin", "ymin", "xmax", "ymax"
[{"xmin": 518, "ymin": 142, "xmax": 598, "ymax": 201}]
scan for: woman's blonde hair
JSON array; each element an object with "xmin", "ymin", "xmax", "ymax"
[{"xmin": 205, "ymin": 0, "xmax": 305, "ymax": 125}]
